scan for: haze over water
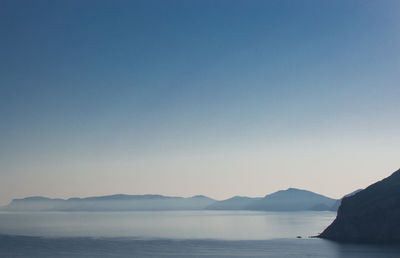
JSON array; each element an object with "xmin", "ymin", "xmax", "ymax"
[
  {"xmin": 0, "ymin": 211, "xmax": 334, "ymax": 239},
  {"xmin": 1, "ymin": 210, "xmax": 400, "ymax": 258}
]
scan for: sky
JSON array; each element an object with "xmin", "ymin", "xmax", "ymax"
[{"xmin": 0, "ymin": 0, "xmax": 399, "ymax": 205}]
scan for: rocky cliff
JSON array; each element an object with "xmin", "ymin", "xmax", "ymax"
[{"xmin": 319, "ymin": 169, "xmax": 400, "ymax": 243}]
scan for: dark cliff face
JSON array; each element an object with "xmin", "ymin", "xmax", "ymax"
[{"xmin": 319, "ymin": 169, "xmax": 400, "ymax": 243}]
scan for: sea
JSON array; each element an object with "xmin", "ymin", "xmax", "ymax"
[{"xmin": 0, "ymin": 210, "xmax": 399, "ymax": 257}]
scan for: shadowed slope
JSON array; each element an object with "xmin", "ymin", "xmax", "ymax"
[{"xmin": 320, "ymin": 169, "xmax": 400, "ymax": 243}]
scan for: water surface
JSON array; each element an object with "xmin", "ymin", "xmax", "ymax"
[
  {"xmin": 1, "ymin": 210, "xmax": 400, "ymax": 257},
  {"xmin": 0, "ymin": 210, "xmax": 334, "ymax": 239}
]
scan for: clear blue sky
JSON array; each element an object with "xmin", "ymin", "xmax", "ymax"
[{"xmin": 0, "ymin": 0, "xmax": 399, "ymax": 205}]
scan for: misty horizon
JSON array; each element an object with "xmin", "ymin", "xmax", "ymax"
[
  {"xmin": 1, "ymin": 167, "xmax": 396, "ymax": 206},
  {"xmin": 3, "ymin": 186, "xmax": 336, "ymax": 203},
  {"xmin": 0, "ymin": 182, "xmax": 375, "ymax": 206}
]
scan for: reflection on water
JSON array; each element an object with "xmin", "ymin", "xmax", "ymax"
[
  {"xmin": 0, "ymin": 210, "xmax": 335, "ymax": 239},
  {"xmin": 1, "ymin": 211, "xmax": 399, "ymax": 257}
]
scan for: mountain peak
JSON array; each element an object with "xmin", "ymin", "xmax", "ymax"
[
  {"xmin": 264, "ymin": 188, "xmax": 323, "ymax": 198},
  {"xmin": 190, "ymin": 195, "xmax": 213, "ymax": 200}
]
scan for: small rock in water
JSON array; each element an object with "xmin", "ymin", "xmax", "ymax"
[{"xmin": 296, "ymin": 236, "xmax": 302, "ymax": 239}]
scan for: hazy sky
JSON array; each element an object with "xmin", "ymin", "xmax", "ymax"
[{"xmin": 1, "ymin": 0, "xmax": 399, "ymax": 205}]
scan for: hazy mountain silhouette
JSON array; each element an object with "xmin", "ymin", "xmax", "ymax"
[
  {"xmin": 207, "ymin": 188, "xmax": 337, "ymax": 211},
  {"xmin": 206, "ymin": 196, "xmax": 262, "ymax": 210},
  {"xmin": 320, "ymin": 168, "xmax": 400, "ymax": 243},
  {"xmin": 246, "ymin": 188, "xmax": 337, "ymax": 211},
  {"xmin": 2, "ymin": 189, "xmax": 339, "ymax": 212},
  {"xmin": 3, "ymin": 194, "xmax": 216, "ymax": 211}
]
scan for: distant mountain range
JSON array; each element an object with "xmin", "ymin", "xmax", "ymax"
[
  {"xmin": 207, "ymin": 188, "xmax": 337, "ymax": 211},
  {"xmin": 1, "ymin": 194, "xmax": 215, "ymax": 211},
  {"xmin": 0, "ymin": 188, "xmax": 343, "ymax": 212}
]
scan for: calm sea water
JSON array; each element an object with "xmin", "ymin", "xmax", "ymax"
[{"xmin": 0, "ymin": 210, "xmax": 399, "ymax": 257}]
